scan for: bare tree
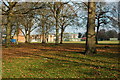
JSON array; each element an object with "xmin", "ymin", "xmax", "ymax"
[
  {"xmin": 35, "ymin": 7, "xmax": 54, "ymax": 43},
  {"xmin": 95, "ymin": 2, "xmax": 118, "ymax": 44},
  {"xmin": 19, "ymin": 13, "xmax": 37, "ymax": 43},
  {"xmin": 59, "ymin": 3, "xmax": 78, "ymax": 44},
  {"xmin": 2, "ymin": 2, "xmax": 18, "ymax": 47},
  {"xmin": 2, "ymin": 2, "xmax": 46, "ymax": 46},
  {"xmin": 48, "ymin": 2, "xmax": 68, "ymax": 44},
  {"xmin": 85, "ymin": 1, "xmax": 96, "ymax": 55}
]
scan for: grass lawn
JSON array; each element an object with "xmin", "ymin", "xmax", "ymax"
[
  {"xmin": 2, "ymin": 43, "xmax": 120, "ymax": 78},
  {"xmin": 98, "ymin": 41, "xmax": 119, "ymax": 44},
  {"xmin": 63, "ymin": 40, "xmax": 119, "ymax": 44}
]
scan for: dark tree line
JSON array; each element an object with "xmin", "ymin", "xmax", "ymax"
[{"xmin": 81, "ymin": 29, "xmax": 118, "ymax": 41}]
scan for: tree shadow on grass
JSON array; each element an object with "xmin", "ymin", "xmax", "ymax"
[
  {"xmin": 14, "ymin": 49, "xmax": 119, "ymax": 65},
  {"xmin": 98, "ymin": 44, "xmax": 119, "ymax": 45},
  {"xmin": 94, "ymin": 52, "xmax": 120, "ymax": 60},
  {"xmin": 10, "ymin": 50, "xmax": 119, "ymax": 78},
  {"xmin": 25, "ymin": 54, "xmax": 119, "ymax": 78},
  {"xmin": 48, "ymin": 52, "xmax": 119, "ymax": 65},
  {"xmin": 38, "ymin": 55, "xmax": 120, "ymax": 72},
  {"xmin": 8, "ymin": 46, "xmax": 119, "ymax": 72}
]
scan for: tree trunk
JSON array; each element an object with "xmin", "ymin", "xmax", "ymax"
[
  {"xmin": 5, "ymin": 15, "xmax": 12, "ymax": 47},
  {"xmin": 28, "ymin": 30, "xmax": 31, "ymax": 43},
  {"xmin": 96, "ymin": 17, "xmax": 100, "ymax": 44},
  {"xmin": 24, "ymin": 30, "xmax": 31, "ymax": 43},
  {"xmin": 16, "ymin": 26, "xmax": 19, "ymax": 45},
  {"xmin": 42, "ymin": 24, "xmax": 46, "ymax": 43},
  {"xmin": 42, "ymin": 34, "xmax": 46, "ymax": 43},
  {"xmin": 25, "ymin": 36, "xmax": 28, "ymax": 43},
  {"xmin": 55, "ymin": 18, "xmax": 59, "ymax": 44},
  {"xmin": 10, "ymin": 27, "xmax": 13, "ymax": 39},
  {"xmin": 85, "ymin": 1, "xmax": 96, "ymax": 55},
  {"xmin": 45, "ymin": 25, "xmax": 49, "ymax": 43},
  {"xmin": 60, "ymin": 28, "xmax": 64, "ymax": 44},
  {"xmin": 45, "ymin": 33, "xmax": 49, "ymax": 43},
  {"xmin": 25, "ymin": 34, "xmax": 29, "ymax": 43}
]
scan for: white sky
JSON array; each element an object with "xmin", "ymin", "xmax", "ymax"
[{"xmin": 4, "ymin": 0, "xmax": 120, "ymax": 2}]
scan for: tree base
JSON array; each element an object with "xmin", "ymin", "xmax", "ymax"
[
  {"xmin": 55, "ymin": 43, "xmax": 59, "ymax": 45},
  {"xmin": 60, "ymin": 42, "xmax": 63, "ymax": 44},
  {"xmin": 85, "ymin": 48, "xmax": 96, "ymax": 55},
  {"xmin": 42, "ymin": 42, "xmax": 46, "ymax": 44}
]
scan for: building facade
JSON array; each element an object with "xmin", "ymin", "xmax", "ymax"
[{"xmin": 13, "ymin": 30, "xmax": 55, "ymax": 43}]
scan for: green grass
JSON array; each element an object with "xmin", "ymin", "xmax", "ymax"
[
  {"xmin": 63, "ymin": 41, "xmax": 86, "ymax": 43},
  {"xmin": 63, "ymin": 40, "xmax": 119, "ymax": 44},
  {"xmin": 31, "ymin": 40, "xmax": 119, "ymax": 44},
  {"xmin": 98, "ymin": 41, "xmax": 119, "ymax": 44},
  {"xmin": 2, "ymin": 43, "xmax": 120, "ymax": 78}
]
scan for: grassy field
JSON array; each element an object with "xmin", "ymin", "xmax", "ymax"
[
  {"xmin": 2, "ymin": 43, "xmax": 120, "ymax": 78},
  {"xmin": 63, "ymin": 40, "xmax": 119, "ymax": 44},
  {"xmin": 44, "ymin": 40, "xmax": 119, "ymax": 44}
]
